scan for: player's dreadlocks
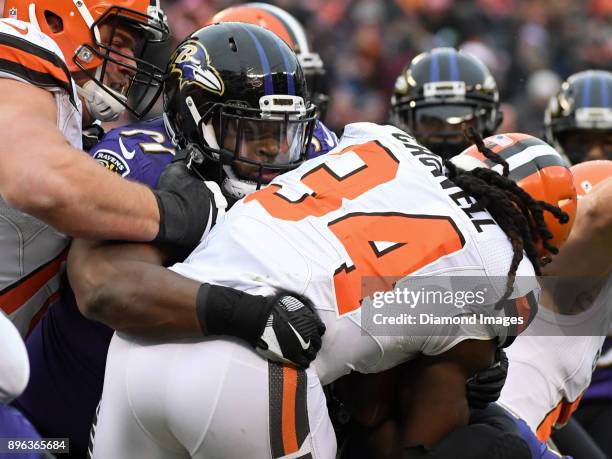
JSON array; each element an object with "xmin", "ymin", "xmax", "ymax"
[{"xmin": 444, "ymin": 126, "xmax": 569, "ymax": 300}]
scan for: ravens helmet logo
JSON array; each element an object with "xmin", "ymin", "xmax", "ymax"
[{"xmin": 169, "ymin": 40, "xmax": 225, "ymax": 96}]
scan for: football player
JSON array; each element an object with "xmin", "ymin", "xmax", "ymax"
[
  {"xmin": 498, "ymin": 160, "xmax": 612, "ymax": 458},
  {"xmin": 544, "ymin": 70, "xmax": 612, "ymax": 164},
  {"xmin": 0, "ymin": 0, "xmax": 222, "ymax": 337},
  {"xmin": 332, "ymin": 133, "xmax": 578, "ymax": 459},
  {"xmin": 79, "ymin": 120, "xmax": 575, "ymax": 457},
  {"xmin": 16, "ymin": 23, "xmax": 328, "ymax": 458},
  {"xmin": 497, "ymin": 70, "xmax": 612, "ymax": 457},
  {"xmin": 390, "ymin": 47, "xmax": 503, "ymax": 159}
]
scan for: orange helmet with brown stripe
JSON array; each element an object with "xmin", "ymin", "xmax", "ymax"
[
  {"xmin": 4, "ymin": 0, "xmax": 169, "ymax": 120},
  {"xmin": 209, "ymin": 3, "xmax": 328, "ymax": 121},
  {"xmin": 451, "ymin": 133, "xmax": 577, "ymax": 256},
  {"xmin": 570, "ymin": 159, "xmax": 612, "ymax": 198}
]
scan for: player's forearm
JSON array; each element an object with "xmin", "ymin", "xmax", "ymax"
[
  {"xmin": 544, "ymin": 177, "xmax": 612, "ymax": 278},
  {"xmin": 87, "ymin": 260, "xmax": 202, "ymax": 339},
  {"xmin": 69, "ymin": 239, "xmax": 282, "ymax": 342},
  {"xmin": 0, "ymin": 90, "xmax": 160, "ymax": 241},
  {"xmin": 68, "ymin": 240, "xmax": 202, "ymax": 339},
  {"xmin": 19, "ymin": 149, "xmax": 160, "ymax": 241}
]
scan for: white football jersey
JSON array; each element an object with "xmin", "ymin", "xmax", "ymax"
[
  {"xmin": 171, "ymin": 123, "xmax": 540, "ymax": 385},
  {"xmin": 499, "ymin": 276, "xmax": 612, "ymax": 441},
  {"xmin": 0, "ymin": 18, "xmax": 81, "ymax": 336}
]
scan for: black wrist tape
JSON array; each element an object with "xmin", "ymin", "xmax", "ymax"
[{"xmin": 195, "ymin": 283, "xmax": 272, "ymax": 345}]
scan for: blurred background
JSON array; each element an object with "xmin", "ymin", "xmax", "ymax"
[
  {"xmin": 4, "ymin": 0, "xmax": 612, "ymax": 136},
  {"xmin": 162, "ymin": 0, "xmax": 612, "ymax": 136}
]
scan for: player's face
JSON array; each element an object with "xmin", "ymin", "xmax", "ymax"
[
  {"xmin": 97, "ymin": 19, "xmax": 141, "ymax": 96},
  {"xmin": 221, "ymin": 120, "xmax": 305, "ymax": 183},
  {"xmin": 561, "ymin": 130, "xmax": 612, "ymax": 162},
  {"xmin": 415, "ymin": 105, "xmax": 479, "ymax": 145}
]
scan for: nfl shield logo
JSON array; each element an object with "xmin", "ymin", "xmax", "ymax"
[{"xmin": 8, "ymin": 8, "xmax": 17, "ymax": 19}]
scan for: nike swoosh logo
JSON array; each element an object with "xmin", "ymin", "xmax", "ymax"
[
  {"xmin": 118, "ymin": 136, "xmax": 136, "ymax": 160},
  {"xmin": 288, "ymin": 323, "xmax": 311, "ymax": 350},
  {"xmin": 5, "ymin": 21, "xmax": 28, "ymax": 35}
]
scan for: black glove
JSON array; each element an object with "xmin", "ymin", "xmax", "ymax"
[
  {"xmin": 466, "ymin": 349, "xmax": 509, "ymax": 409},
  {"xmin": 256, "ymin": 293, "xmax": 326, "ymax": 368},
  {"xmin": 196, "ymin": 284, "xmax": 325, "ymax": 369},
  {"xmin": 153, "ymin": 151, "xmax": 227, "ymax": 250}
]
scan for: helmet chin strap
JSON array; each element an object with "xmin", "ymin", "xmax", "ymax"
[{"xmin": 77, "ymin": 80, "xmax": 126, "ymax": 122}]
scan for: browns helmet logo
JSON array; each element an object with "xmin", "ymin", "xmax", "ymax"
[{"xmin": 169, "ymin": 40, "xmax": 225, "ymax": 95}]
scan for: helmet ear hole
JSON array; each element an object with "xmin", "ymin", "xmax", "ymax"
[{"xmin": 44, "ymin": 10, "xmax": 63, "ymax": 33}]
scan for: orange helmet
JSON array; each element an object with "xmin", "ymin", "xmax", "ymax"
[
  {"xmin": 209, "ymin": 3, "xmax": 328, "ymax": 120},
  {"xmin": 4, "ymin": 0, "xmax": 169, "ymax": 120},
  {"xmin": 451, "ymin": 133, "xmax": 577, "ymax": 255},
  {"xmin": 570, "ymin": 160, "xmax": 612, "ymax": 198}
]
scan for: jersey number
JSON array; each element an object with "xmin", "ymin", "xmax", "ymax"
[
  {"xmin": 245, "ymin": 141, "xmax": 465, "ymax": 316},
  {"xmin": 120, "ymin": 129, "xmax": 175, "ymax": 155}
]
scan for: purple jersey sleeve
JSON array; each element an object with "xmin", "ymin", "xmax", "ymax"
[
  {"xmin": 89, "ymin": 116, "xmax": 176, "ymax": 188},
  {"xmin": 307, "ymin": 120, "xmax": 338, "ymax": 159}
]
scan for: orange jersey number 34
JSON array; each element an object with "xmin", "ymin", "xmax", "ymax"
[{"xmin": 245, "ymin": 141, "xmax": 465, "ymax": 316}]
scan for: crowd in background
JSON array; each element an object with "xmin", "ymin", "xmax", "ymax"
[
  {"xmin": 3, "ymin": 0, "xmax": 610, "ymax": 135},
  {"xmin": 159, "ymin": 0, "xmax": 612, "ymax": 136}
]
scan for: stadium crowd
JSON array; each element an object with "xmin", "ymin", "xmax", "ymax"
[{"xmin": 161, "ymin": 0, "xmax": 612, "ymax": 134}]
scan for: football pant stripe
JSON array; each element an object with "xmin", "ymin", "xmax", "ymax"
[
  {"xmin": 295, "ymin": 367, "xmax": 310, "ymax": 448},
  {"xmin": 269, "ymin": 361, "xmax": 285, "ymax": 458},
  {"xmin": 269, "ymin": 362, "xmax": 310, "ymax": 458},
  {"xmin": 281, "ymin": 365, "xmax": 299, "ymax": 454}
]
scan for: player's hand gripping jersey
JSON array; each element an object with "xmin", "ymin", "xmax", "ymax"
[
  {"xmin": 0, "ymin": 19, "xmax": 81, "ymax": 336},
  {"xmin": 173, "ymin": 123, "xmax": 539, "ymax": 384}
]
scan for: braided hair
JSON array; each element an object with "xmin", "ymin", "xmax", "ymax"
[{"xmin": 445, "ymin": 126, "xmax": 569, "ymax": 299}]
